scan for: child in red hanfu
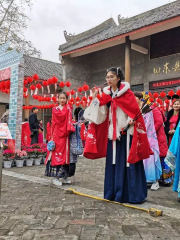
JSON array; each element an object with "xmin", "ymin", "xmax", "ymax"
[
  {"xmin": 84, "ymin": 67, "xmax": 153, "ymax": 203},
  {"xmin": 45, "ymin": 92, "xmax": 75, "ymax": 186}
]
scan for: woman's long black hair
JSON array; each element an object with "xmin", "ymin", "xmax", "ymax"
[{"xmin": 107, "ymin": 67, "xmax": 125, "ymax": 89}]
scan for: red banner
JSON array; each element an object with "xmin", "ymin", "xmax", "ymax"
[{"xmin": 0, "ymin": 68, "xmax": 11, "ymax": 81}]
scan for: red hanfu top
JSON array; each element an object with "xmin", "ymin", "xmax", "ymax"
[
  {"xmin": 46, "ymin": 104, "xmax": 75, "ymax": 166},
  {"xmin": 84, "ymin": 83, "xmax": 153, "ymax": 164}
]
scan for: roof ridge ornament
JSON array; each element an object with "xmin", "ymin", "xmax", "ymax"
[
  {"xmin": 118, "ymin": 15, "xmax": 128, "ymax": 25},
  {"xmin": 0, "ymin": 39, "xmax": 11, "ymax": 56},
  {"xmin": 64, "ymin": 30, "xmax": 76, "ymax": 42}
]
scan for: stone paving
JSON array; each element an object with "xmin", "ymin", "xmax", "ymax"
[{"xmin": 0, "ymin": 157, "xmax": 180, "ymax": 240}]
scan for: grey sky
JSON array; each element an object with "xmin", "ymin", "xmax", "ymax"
[{"xmin": 24, "ymin": 0, "xmax": 175, "ymax": 63}]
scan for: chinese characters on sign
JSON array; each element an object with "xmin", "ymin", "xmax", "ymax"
[
  {"xmin": 153, "ymin": 61, "xmax": 180, "ymax": 74},
  {"xmin": 150, "ymin": 79, "xmax": 180, "ymax": 89}
]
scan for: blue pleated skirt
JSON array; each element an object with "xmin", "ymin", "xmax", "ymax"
[{"xmin": 104, "ymin": 135, "xmax": 147, "ymax": 203}]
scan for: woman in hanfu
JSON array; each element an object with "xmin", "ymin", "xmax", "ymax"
[
  {"xmin": 134, "ymin": 92, "xmax": 162, "ymax": 191},
  {"xmin": 165, "ymin": 99, "xmax": 180, "ymax": 146},
  {"xmin": 84, "ymin": 67, "xmax": 153, "ymax": 203},
  {"xmin": 45, "ymin": 92, "xmax": 75, "ymax": 186},
  {"xmin": 165, "ymin": 120, "xmax": 180, "ymax": 202}
]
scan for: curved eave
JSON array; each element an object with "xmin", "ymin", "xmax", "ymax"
[{"xmin": 60, "ymin": 15, "xmax": 180, "ymax": 58}]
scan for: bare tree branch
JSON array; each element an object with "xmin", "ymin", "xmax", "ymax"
[
  {"xmin": 0, "ymin": 0, "xmax": 41, "ymax": 57},
  {"xmin": 0, "ymin": 0, "xmax": 14, "ymax": 27}
]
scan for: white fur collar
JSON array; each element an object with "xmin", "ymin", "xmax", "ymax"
[{"xmin": 103, "ymin": 82, "xmax": 130, "ymax": 97}]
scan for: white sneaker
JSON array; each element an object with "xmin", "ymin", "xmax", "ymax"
[
  {"xmin": 151, "ymin": 182, "xmax": 160, "ymax": 191},
  {"xmin": 53, "ymin": 178, "xmax": 62, "ymax": 186},
  {"xmin": 63, "ymin": 178, "xmax": 71, "ymax": 184}
]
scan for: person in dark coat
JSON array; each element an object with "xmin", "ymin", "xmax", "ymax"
[{"xmin": 29, "ymin": 107, "xmax": 39, "ymax": 145}]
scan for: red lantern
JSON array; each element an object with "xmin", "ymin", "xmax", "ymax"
[
  {"xmin": 76, "ymin": 102, "xmax": 80, "ymax": 107},
  {"xmin": 82, "ymin": 96, "xmax": 87, "ymax": 102},
  {"xmin": 30, "ymin": 85, "xmax": 36, "ymax": 91},
  {"xmin": 70, "ymin": 97, "xmax": 75, "ymax": 103},
  {"xmin": 70, "ymin": 90, "xmax": 75, "ymax": 95},
  {"xmin": 66, "ymin": 81, "xmax": 71, "ymax": 87},
  {"xmin": 23, "ymin": 87, "xmax": 27, "ymax": 93},
  {"xmin": 149, "ymin": 98, "xmax": 154, "ymax": 103},
  {"xmin": 59, "ymin": 81, "xmax": 65, "ymax": 88},
  {"xmin": 66, "ymin": 91, "xmax": 70, "ymax": 96},
  {"xmin": 160, "ymin": 91, "xmax": 166, "ymax": 98},
  {"xmin": 89, "ymin": 96, "xmax": 93, "ymax": 101},
  {"xmin": 47, "ymin": 78, "xmax": 52, "ymax": 85},
  {"xmin": 177, "ymin": 90, "xmax": 180, "ymax": 96},
  {"xmin": 38, "ymin": 96, "xmax": 42, "ymax": 102},
  {"xmin": 152, "ymin": 103, "xmax": 157, "ymax": 107},
  {"xmin": 5, "ymin": 80, "xmax": 10, "ymax": 89},
  {"xmin": 27, "ymin": 77, "xmax": 33, "ymax": 83},
  {"xmin": 52, "ymin": 96, "xmax": 57, "ymax": 103},
  {"xmin": 165, "ymin": 99, "xmax": 169, "ymax": 104},
  {"xmin": 82, "ymin": 84, "xmax": 89, "ymax": 91},
  {"xmin": 23, "ymin": 93, "xmax": 28, "ymax": 98},
  {"xmin": 153, "ymin": 92, "xmax": 159, "ymax": 98},
  {"xmin": 43, "ymin": 81, "xmax": 48, "ymax": 87},
  {"xmin": 33, "ymin": 95, "xmax": 38, "ymax": 99},
  {"xmin": 168, "ymin": 90, "xmax": 174, "ymax": 97},
  {"xmin": 157, "ymin": 98, "xmax": 161, "ymax": 104},
  {"xmin": 75, "ymin": 97, "xmax": 80, "ymax": 102},
  {"xmin": 36, "ymin": 83, "xmax": 42, "ymax": 89},
  {"xmin": 148, "ymin": 92, "xmax": 152, "ymax": 97},
  {"xmin": 33, "ymin": 74, "xmax": 39, "ymax": 81},
  {"xmin": 78, "ymin": 87, "xmax": 83, "ymax": 93},
  {"xmin": 47, "ymin": 97, "xmax": 51, "ymax": 102},
  {"xmin": 24, "ymin": 79, "xmax": 28, "ymax": 86},
  {"xmin": 51, "ymin": 76, "xmax": 58, "ymax": 84}
]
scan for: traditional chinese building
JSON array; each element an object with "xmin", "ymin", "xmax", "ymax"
[
  {"xmin": 0, "ymin": 54, "xmax": 62, "ymax": 138},
  {"xmin": 59, "ymin": 1, "xmax": 180, "ymax": 94}
]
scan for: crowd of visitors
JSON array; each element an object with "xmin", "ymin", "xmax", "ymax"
[{"xmin": 3, "ymin": 66, "xmax": 179, "ymax": 204}]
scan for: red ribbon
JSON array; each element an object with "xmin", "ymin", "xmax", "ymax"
[{"xmin": 111, "ymin": 99, "xmax": 117, "ymax": 141}]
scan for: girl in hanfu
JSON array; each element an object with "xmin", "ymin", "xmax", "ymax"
[
  {"xmin": 165, "ymin": 99, "xmax": 180, "ymax": 146},
  {"xmin": 84, "ymin": 67, "xmax": 153, "ymax": 203},
  {"xmin": 45, "ymin": 92, "xmax": 75, "ymax": 186},
  {"xmin": 134, "ymin": 92, "xmax": 162, "ymax": 191},
  {"xmin": 165, "ymin": 120, "xmax": 180, "ymax": 202}
]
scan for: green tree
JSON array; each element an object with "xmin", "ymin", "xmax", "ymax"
[{"xmin": 0, "ymin": 0, "xmax": 41, "ymax": 57}]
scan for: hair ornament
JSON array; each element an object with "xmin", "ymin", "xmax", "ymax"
[{"xmin": 117, "ymin": 67, "xmax": 120, "ymax": 76}]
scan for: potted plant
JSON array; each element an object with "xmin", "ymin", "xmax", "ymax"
[
  {"xmin": 3, "ymin": 150, "xmax": 14, "ymax": 168},
  {"xmin": 15, "ymin": 150, "xmax": 27, "ymax": 167},
  {"xmin": 26, "ymin": 148, "xmax": 36, "ymax": 164},
  {"xmin": 22, "ymin": 149, "xmax": 34, "ymax": 167},
  {"xmin": 34, "ymin": 149, "xmax": 44, "ymax": 165}
]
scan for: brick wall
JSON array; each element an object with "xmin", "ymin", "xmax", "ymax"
[{"xmin": 8, "ymin": 59, "xmax": 24, "ymax": 150}]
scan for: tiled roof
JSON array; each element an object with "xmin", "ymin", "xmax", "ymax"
[
  {"xmin": 59, "ymin": 1, "xmax": 180, "ymax": 54},
  {"xmin": 24, "ymin": 55, "xmax": 62, "ymax": 80}
]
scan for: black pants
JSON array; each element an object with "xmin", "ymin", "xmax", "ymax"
[{"xmin": 31, "ymin": 132, "xmax": 38, "ymax": 145}]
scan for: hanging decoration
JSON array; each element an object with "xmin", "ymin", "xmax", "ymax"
[
  {"xmin": 33, "ymin": 74, "xmax": 39, "ymax": 81},
  {"xmin": 66, "ymin": 81, "xmax": 71, "ymax": 87},
  {"xmin": 59, "ymin": 81, "xmax": 65, "ymax": 88}
]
